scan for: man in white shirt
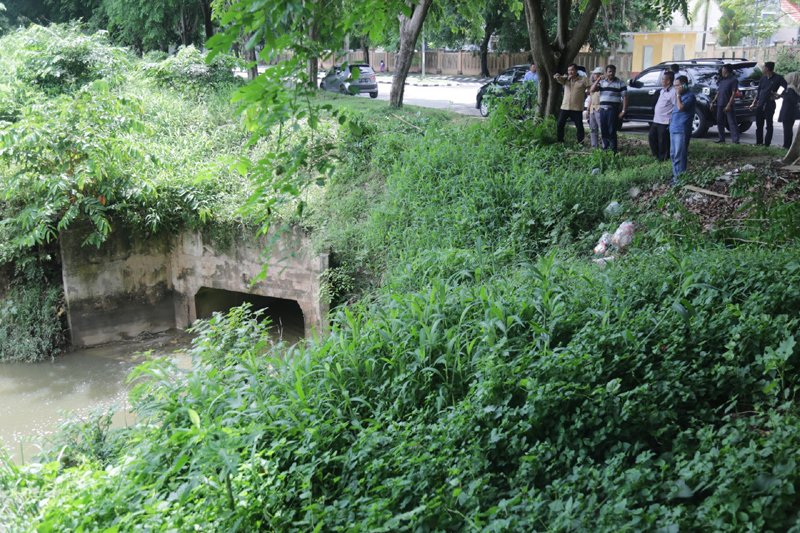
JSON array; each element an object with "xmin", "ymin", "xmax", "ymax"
[{"xmin": 649, "ymin": 70, "xmax": 675, "ymax": 162}]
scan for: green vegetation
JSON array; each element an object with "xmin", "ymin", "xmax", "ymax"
[
  {"xmin": 3, "ymin": 61, "xmax": 800, "ymax": 530},
  {"xmin": 0, "ymin": 25, "xmax": 256, "ymax": 361}
]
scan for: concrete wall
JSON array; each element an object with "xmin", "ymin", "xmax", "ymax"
[{"xmin": 60, "ymin": 227, "xmax": 329, "ymax": 347}]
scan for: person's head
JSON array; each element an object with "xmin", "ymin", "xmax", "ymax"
[
  {"xmin": 675, "ymin": 75, "xmax": 689, "ymax": 93},
  {"xmin": 605, "ymin": 65, "xmax": 617, "ymax": 79},
  {"xmin": 591, "ymin": 66, "xmax": 603, "ymax": 81},
  {"xmin": 530, "ymin": 63, "xmax": 537, "ymax": 73},
  {"xmin": 567, "ymin": 63, "xmax": 578, "ymax": 78},
  {"xmin": 670, "ymin": 63, "xmax": 680, "ymax": 73},
  {"xmin": 662, "ymin": 70, "xmax": 675, "ymax": 88},
  {"xmin": 764, "ymin": 61, "xmax": 775, "ymax": 75},
  {"xmin": 721, "ymin": 64, "xmax": 733, "ymax": 77}
]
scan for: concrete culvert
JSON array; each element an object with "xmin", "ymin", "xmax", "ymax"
[{"xmin": 193, "ymin": 287, "xmax": 305, "ymax": 343}]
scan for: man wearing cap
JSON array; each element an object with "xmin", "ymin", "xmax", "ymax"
[
  {"xmin": 591, "ymin": 65, "xmax": 628, "ymax": 153},
  {"xmin": 587, "ymin": 67, "xmax": 603, "ymax": 148},
  {"xmin": 648, "ymin": 70, "xmax": 675, "ymax": 162},
  {"xmin": 553, "ymin": 63, "xmax": 590, "ymax": 145}
]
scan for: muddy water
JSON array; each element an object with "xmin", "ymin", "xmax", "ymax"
[{"xmin": 0, "ymin": 331, "xmax": 193, "ymax": 464}]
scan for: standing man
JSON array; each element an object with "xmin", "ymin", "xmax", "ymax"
[
  {"xmin": 778, "ymin": 81, "xmax": 798, "ymax": 149},
  {"xmin": 591, "ymin": 64, "xmax": 628, "ymax": 153},
  {"xmin": 587, "ymin": 67, "xmax": 603, "ymax": 148},
  {"xmin": 713, "ymin": 64, "xmax": 740, "ymax": 144},
  {"xmin": 670, "ymin": 75, "xmax": 696, "ymax": 186},
  {"xmin": 750, "ymin": 61, "xmax": 787, "ymax": 147},
  {"xmin": 554, "ymin": 64, "xmax": 590, "ymax": 145},
  {"xmin": 649, "ymin": 70, "xmax": 675, "ymax": 161},
  {"xmin": 524, "ymin": 63, "xmax": 539, "ymax": 84}
]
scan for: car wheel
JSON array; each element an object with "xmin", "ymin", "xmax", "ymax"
[
  {"xmin": 691, "ymin": 111, "xmax": 709, "ymax": 138},
  {"xmin": 339, "ymin": 84, "xmax": 348, "ymax": 95},
  {"xmin": 737, "ymin": 121, "xmax": 752, "ymax": 133},
  {"xmin": 479, "ymin": 98, "xmax": 489, "ymax": 117},
  {"xmin": 369, "ymin": 91, "xmax": 378, "ymax": 99},
  {"xmin": 320, "ymin": 81, "xmax": 325, "ymax": 90}
]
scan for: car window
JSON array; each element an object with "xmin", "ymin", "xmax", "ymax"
[
  {"xmin": 734, "ymin": 65, "xmax": 761, "ymax": 86},
  {"xmin": 691, "ymin": 68, "xmax": 719, "ymax": 86},
  {"xmin": 513, "ymin": 70, "xmax": 526, "ymax": 82},
  {"xmin": 636, "ymin": 70, "xmax": 662, "ymax": 86},
  {"xmin": 497, "ymin": 69, "xmax": 517, "ymax": 84}
]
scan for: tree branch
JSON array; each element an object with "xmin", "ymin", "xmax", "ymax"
[{"xmin": 564, "ymin": 0, "xmax": 603, "ymax": 60}]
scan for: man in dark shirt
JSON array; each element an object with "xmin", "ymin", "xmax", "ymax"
[
  {"xmin": 714, "ymin": 64, "xmax": 740, "ymax": 144},
  {"xmin": 750, "ymin": 61, "xmax": 787, "ymax": 147}
]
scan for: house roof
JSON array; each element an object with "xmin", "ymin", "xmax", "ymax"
[{"xmin": 781, "ymin": 0, "xmax": 800, "ymax": 23}]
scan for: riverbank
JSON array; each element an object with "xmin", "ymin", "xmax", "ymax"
[{"xmin": 3, "ymin": 86, "xmax": 800, "ymax": 530}]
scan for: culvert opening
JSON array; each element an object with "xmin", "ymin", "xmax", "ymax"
[{"xmin": 194, "ymin": 287, "xmax": 305, "ymax": 342}]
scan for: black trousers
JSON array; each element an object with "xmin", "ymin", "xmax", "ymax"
[
  {"xmin": 755, "ymin": 101, "xmax": 776, "ymax": 146},
  {"xmin": 784, "ymin": 120, "xmax": 796, "ymax": 150},
  {"xmin": 648, "ymin": 122, "xmax": 670, "ymax": 161},
  {"xmin": 716, "ymin": 106, "xmax": 739, "ymax": 143},
  {"xmin": 557, "ymin": 109, "xmax": 585, "ymax": 144}
]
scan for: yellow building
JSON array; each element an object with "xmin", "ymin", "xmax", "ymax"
[{"xmin": 628, "ymin": 32, "xmax": 699, "ymax": 76}]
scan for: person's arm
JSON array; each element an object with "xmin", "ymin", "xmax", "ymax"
[
  {"xmin": 590, "ymin": 77, "xmax": 601, "ymax": 93},
  {"xmin": 675, "ymin": 89, "xmax": 685, "ymax": 111},
  {"xmin": 619, "ymin": 90, "xmax": 628, "ymax": 118},
  {"xmin": 725, "ymin": 89, "xmax": 736, "ymax": 111},
  {"xmin": 553, "ymin": 73, "xmax": 566, "ymax": 85}
]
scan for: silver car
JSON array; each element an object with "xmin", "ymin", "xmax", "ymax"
[{"xmin": 320, "ymin": 63, "xmax": 378, "ymax": 98}]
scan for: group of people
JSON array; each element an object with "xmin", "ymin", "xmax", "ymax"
[
  {"xmin": 545, "ymin": 60, "xmax": 799, "ymax": 185},
  {"xmin": 553, "ymin": 64, "xmax": 628, "ymax": 154}
]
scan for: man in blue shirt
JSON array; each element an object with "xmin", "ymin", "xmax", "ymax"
[
  {"xmin": 670, "ymin": 75, "xmax": 696, "ymax": 185},
  {"xmin": 523, "ymin": 63, "xmax": 538, "ymax": 84}
]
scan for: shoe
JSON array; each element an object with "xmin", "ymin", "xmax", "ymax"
[
  {"xmin": 733, "ymin": 141, "xmax": 740, "ymax": 144},
  {"xmin": 714, "ymin": 139, "xmax": 725, "ymax": 144}
]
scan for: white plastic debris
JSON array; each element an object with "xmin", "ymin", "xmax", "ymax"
[
  {"xmin": 591, "ymin": 168, "xmax": 601, "ymax": 175},
  {"xmin": 610, "ymin": 221, "xmax": 635, "ymax": 249},
  {"xmin": 593, "ymin": 232, "xmax": 612, "ymax": 255},
  {"xmin": 741, "ymin": 164, "xmax": 755, "ymax": 171},
  {"xmin": 592, "ymin": 256, "xmax": 615, "ymax": 268},
  {"xmin": 628, "ymin": 186, "xmax": 641, "ymax": 199},
  {"xmin": 604, "ymin": 201, "xmax": 622, "ymax": 216}
]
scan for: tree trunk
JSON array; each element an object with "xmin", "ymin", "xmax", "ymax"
[
  {"xmin": 361, "ymin": 38, "xmax": 370, "ymax": 64},
  {"xmin": 479, "ymin": 20, "xmax": 495, "ymax": 77},
  {"xmin": 200, "ymin": 0, "xmax": 214, "ymax": 40},
  {"xmin": 522, "ymin": 0, "xmax": 603, "ymax": 117},
  {"xmin": 308, "ymin": 22, "xmax": 320, "ymax": 89},
  {"xmin": 390, "ymin": 0, "xmax": 433, "ymax": 108}
]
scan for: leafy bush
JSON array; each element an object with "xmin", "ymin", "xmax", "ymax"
[
  {"xmin": 4, "ymin": 24, "xmax": 131, "ymax": 94},
  {"xmin": 0, "ymin": 281, "xmax": 66, "ymax": 362},
  {"xmin": 142, "ymin": 45, "xmax": 242, "ymax": 90},
  {"xmin": 776, "ymin": 47, "xmax": 800, "ymax": 76}
]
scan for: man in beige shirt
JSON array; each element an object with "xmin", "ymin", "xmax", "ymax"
[{"xmin": 554, "ymin": 64, "xmax": 590, "ymax": 144}]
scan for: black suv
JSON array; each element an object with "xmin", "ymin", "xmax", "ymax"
[{"xmin": 626, "ymin": 59, "xmax": 760, "ymax": 137}]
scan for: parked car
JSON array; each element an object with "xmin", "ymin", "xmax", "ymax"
[
  {"xmin": 476, "ymin": 65, "xmax": 530, "ymax": 117},
  {"xmin": 476, "ymin": 65, "xmax": 586, "ymax": 117},
  {"xmin": 626, "ymin": 59, "xmax": 759, "ymax": 137},
  {"xmin": 320, "ymin": 64, "xmax": 378, "ymax": 98}
]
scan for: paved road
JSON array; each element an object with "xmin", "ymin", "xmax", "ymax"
[{"xmin": 362, "ymin": 79, "xmax": 793, "ymax": 146}]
